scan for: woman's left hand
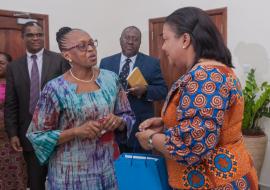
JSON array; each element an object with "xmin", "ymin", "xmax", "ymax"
[
  {"xmin": 102, "ymin": 113, "xmax": 125, "ymax": 132},
  {"xmin": 136, "ymin": 129, "xmax": 156, "ymax": 150}
]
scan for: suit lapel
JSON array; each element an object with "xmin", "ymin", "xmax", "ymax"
[
  {"xmin": 19, "ymin": 56, "xmax": 30, "ymax": 89},
  {"xmin": 41, "ymin": 50, "xmax": 50, "ymax": 88},
  {"xmin": 133, "ymin": 53, "xmax": 143, "ymax": 71},
  {"xmin": 113, "ymin": 53, "xmax": 121, "ymax": 74}
]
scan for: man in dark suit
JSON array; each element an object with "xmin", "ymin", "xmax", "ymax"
[
  {"xmin": 100, "ymin": 26, "xmax": 167, "ymax": 153},
  {"xmin": 4, "ymin": 21, "xmax": 70, "ymax": 190}
]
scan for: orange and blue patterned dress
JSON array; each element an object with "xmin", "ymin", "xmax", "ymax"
[{"xmin": 162, "ymin": 60, "xmax": 258, "ymax": 189}]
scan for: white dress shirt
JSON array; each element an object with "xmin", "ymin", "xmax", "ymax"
[{"xmin": 119, "ymin": 54, "xmax": 137, "ymax": 75}]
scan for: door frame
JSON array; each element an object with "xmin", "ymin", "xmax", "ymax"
[
  {"xmin": 207, "ymin": 7, "xmax": 227, "ymax": 44},
  {"xmin": 149, "ymin": 17, "xmax": 165, "ymax": 57}
]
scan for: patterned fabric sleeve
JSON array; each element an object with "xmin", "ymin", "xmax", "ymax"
[
  {"xmin": 26, "ymin": 82, "xmax": 61, "ymax": 165},
  {"xmin": 114, "ymin": 85, "xmax": 135, "ymax": 139},
  {"xmin": 165, "ymin": 66, "xmax": 232, "ymax": 166}
]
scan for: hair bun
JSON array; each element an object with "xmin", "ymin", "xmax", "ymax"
[{"xmin": 56, "ymin": 27, "xmax": 72, "ymax": 43}]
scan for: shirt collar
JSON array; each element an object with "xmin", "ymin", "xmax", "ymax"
[
  {"xmin": 120, "ymin": 53, "xmax": 137, "ymax": 64},
  {"xmin": 26, "ymin": 48, "xmax": 44, "ymax": 59}
]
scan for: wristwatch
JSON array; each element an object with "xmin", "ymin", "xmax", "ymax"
[{"xmin": 148, "ymin": 132, "xmax": 159, "ymax": 149}]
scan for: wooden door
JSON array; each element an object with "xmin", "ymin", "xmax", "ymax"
[
  {"xmin": 149, "ymin": 7, "xmax": 227, "ymax": 116},
  {"xmin": 0, "ymin": 9, "xmax": 49, "ymax": 60},
  {"xmin": 207, "ymin": 8, "xmax": 227, "ymax": 44}
]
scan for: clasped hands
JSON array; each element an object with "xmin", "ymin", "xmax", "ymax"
[
  {"xmin": 74, "ymin": 113, "xmax": 125, "ymax": 139},
  {"xmin": 135, "ymin": 117, "xmax": 164, "ymax": 150}
]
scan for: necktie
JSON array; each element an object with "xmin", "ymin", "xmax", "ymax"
[
  {"xmin": 29, "ymin": 54, "xmax": 40, "ymax": 114},
  {"xmin": 119, "ymin": 58, "xmax": 131, "ymax": 90}
]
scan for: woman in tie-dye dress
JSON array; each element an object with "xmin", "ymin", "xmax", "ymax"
[
  {"xmin": 26, "ymin": 27, "xmax": 134, "ymax": 190},
  {"xmin": 136, "ymin": 7, "xmax": 258, "ymax": 190}
]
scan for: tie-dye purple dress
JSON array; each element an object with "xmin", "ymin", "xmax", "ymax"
[{"xmin": 26, "ymin": 69, "xmax": 135, "ymax": 190}]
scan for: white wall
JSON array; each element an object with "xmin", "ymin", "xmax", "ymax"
[{"xmin": 1, "ymin": 0, "xmax": 270, "ymax": 187}]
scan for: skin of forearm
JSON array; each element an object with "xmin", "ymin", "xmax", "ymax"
[{"xmin": 57, "ymin": 128, "xmax": 77, "ymax": 145}]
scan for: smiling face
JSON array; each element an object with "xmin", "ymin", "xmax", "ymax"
[
  {"xmin": 162, "ymin": 23, "xmax": 193, "ymax": 70},
  {"xmin": 120, "ymin": 27, "xmax": 141, "ymax": 57},
  {"xmin": 161, "ymin": 23, "xmax": 184, "ymax": 68},
  {"xmin": 62, "ymin": 30, "xmax": 97, "ymax": 69},
  {"xmin": 23, "ymin": 25, "xmax": 44, "ymax": 54}
]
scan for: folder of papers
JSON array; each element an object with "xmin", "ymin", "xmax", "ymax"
[{"xmin": 127, "ymin": 67, "xmax": 148, "ymax": 87}]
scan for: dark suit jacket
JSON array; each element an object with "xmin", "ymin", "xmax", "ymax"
[
  {"xmin": 100, "ymin": 52, "xmax": 168, "ymax": 147},
  {"xmin": 4, "ymin": 49, "xmax": 70, "ymax": 151}
]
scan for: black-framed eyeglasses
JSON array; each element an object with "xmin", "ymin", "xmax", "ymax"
[
  {"xmin": 24, "ymin": 33, "xmax": 44, "ymax": 38},
  {"xmin": 63, "ymin": 39, "xmax": 98, "ymax": 52}
]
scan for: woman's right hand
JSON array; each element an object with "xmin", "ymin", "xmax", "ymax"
[
  {"xmin": 138, "ymin": 117, "xmax": 164, "ymax": 133},
  {"xmin": 10, "ymin": 136, "xmax": 23, "ymax": 152},
  {"xmin": 74, "ymin": 120, "xmax": 102, "ymax": 139}
]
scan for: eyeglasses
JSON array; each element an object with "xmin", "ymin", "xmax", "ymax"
[
  {"xmin": 63, "ymin": 39, "xmax": 98, "ymax": 52},
  {"xmin": 24, "ymin": 33, "xmax": 44, "ymax": 38}
]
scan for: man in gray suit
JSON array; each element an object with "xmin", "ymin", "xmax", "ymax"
[{"xmin": 4, "ymin": 21, "xmax": 70, "ymax": 190}]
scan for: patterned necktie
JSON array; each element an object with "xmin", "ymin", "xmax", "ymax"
[
  {"xmin": 119, "ymin": 58, "xmax": 131, "ymax": 90},
  {"xmin": 29, "ymin": 54, "xmax": 40, "ymax": 114}
]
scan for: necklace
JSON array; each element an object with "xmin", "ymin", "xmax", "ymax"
[{"xmin": 69, "ymin": 69, "xmax": 95, "ymax": 83}]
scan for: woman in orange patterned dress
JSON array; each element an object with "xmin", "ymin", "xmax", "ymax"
[
  {"xmin": 136, "ymin": 7, "xmax": 258, "ymax": 190},
  {"xmin": 0, "ymin": 52, "xmax": 27, "ymax": 190}
]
